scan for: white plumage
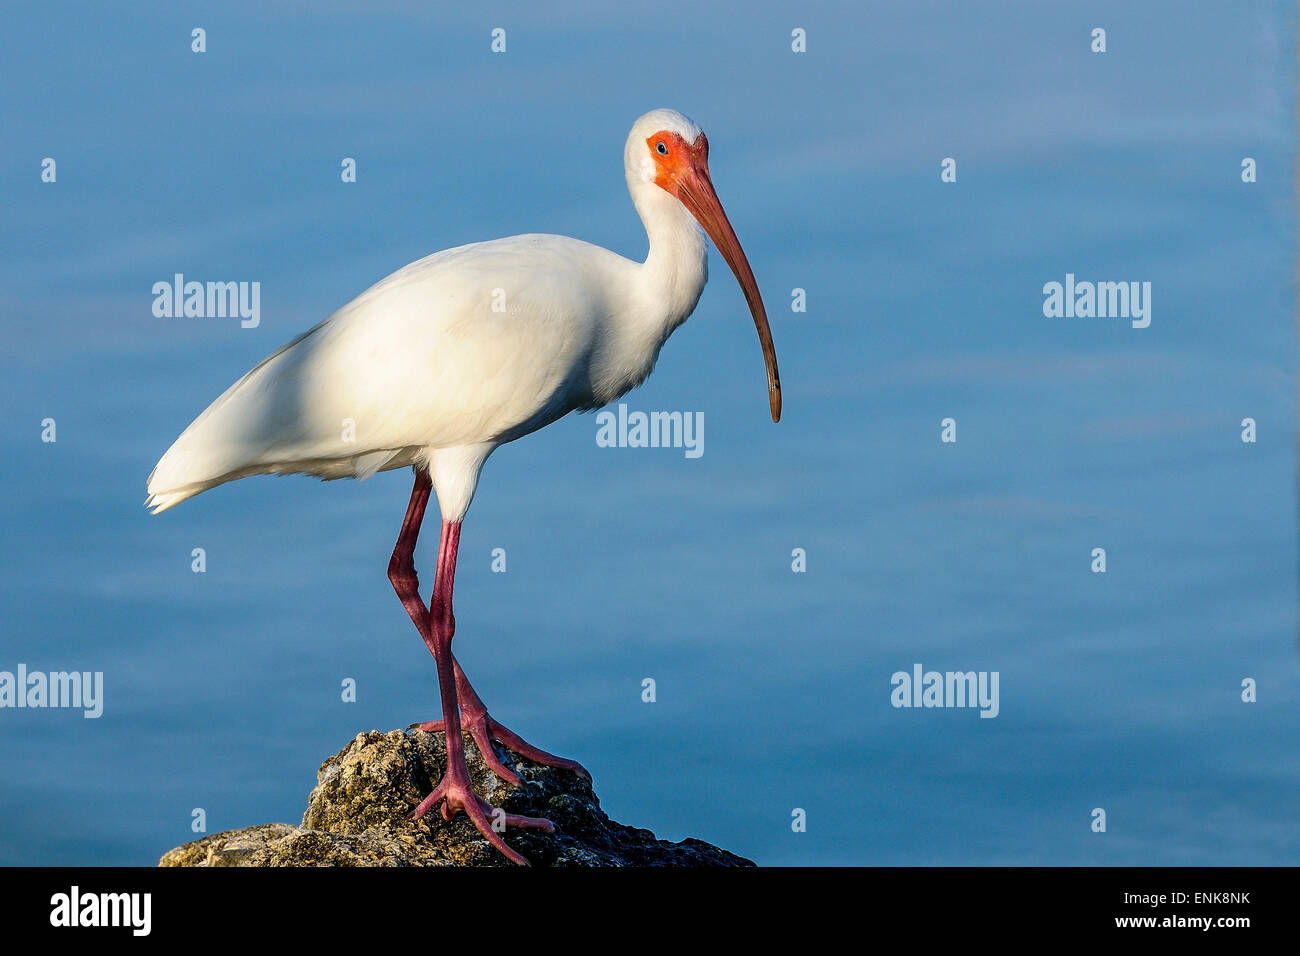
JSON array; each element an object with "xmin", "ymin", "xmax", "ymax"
[{"xmin": 147, "ymin": 108, "xmax": 778, "ymax": 523}]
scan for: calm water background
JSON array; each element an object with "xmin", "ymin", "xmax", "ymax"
[{"xmin": 1, "ymin": 1, "xmax": 1296, "ymax": 865}]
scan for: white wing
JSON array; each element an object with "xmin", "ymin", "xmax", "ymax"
[{"xmin": 146, "ymin": 235, "xmax": 637, "ymax": 513}]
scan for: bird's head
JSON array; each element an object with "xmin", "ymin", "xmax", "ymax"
[{"xmin": 626, "ymin": 108, "xmax": 781, "ymax": 423}]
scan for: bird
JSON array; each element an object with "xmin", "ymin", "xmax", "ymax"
[{"xmin": 146, "ymin": 108, "xmax": 781, "ymax": 865}]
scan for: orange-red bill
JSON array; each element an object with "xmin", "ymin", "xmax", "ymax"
[{"xmin": 669, "ymin": 135, "xmax": 782, "ymax": 423}]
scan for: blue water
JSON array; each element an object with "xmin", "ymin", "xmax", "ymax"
[{"xmin": 1, "ymin": 1, "xmax": 1296, "ymax": 865}]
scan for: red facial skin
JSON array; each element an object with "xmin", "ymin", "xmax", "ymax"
[{"xmin": 646, "ymin": 130, "xmax": 782, "ymax": 424}]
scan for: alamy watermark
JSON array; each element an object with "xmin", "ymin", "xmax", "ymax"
[
  {"xmin": 0, "ymin": 665, "xmax": 103, "ymax": 718},
  {"xmin": 891, "ymin": 663, "xmax": 999, "ymax": 718},
  {"xmin": 595, "ymin": 403, "xmax": 703, "ymax": 458},
  {"xmin": 50, "ymin": 886, "xmax": 150, "ymax": 936},
  {"xmin": 1042, "ymin": 273, "xmax": 1151, "ymax": 328},
  {"xmin": 152, "ymin": 274, "xmax": 260, "ymax": 328}
]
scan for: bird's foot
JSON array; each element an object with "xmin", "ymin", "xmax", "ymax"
[
  {"xmin": 410, "ymin": 764, "xmax": 554, "ymax": 866},
  {"xmin": 410, "ymin": 712, "xmax": 591, "ymax": 787}
]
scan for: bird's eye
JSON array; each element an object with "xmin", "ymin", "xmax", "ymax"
[{"xmin": 656, "ymin": 141, "xmax": 668, "ymax": 155}]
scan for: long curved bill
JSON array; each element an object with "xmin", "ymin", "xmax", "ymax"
[{"xmin": 674, "ymin": 139, "xmax": 782, "ymax": 423}]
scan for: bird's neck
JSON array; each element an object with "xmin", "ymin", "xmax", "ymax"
[
  {"xmin": 632, "ymin": 185, "xmax": 709, "ymax": 336},
  {"xmin": 576, "ymin": 183, "xmax": 710, "ymax": 410}
]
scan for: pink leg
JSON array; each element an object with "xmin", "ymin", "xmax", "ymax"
[
  {"xmin": 387, "ymin": 473, "xmax": 553, "ymax": 866},
  {"xmin": 390, "ymin": 473, "xmax": 589, "ymax": 788},
  {"xmin": 387, "ymin": 471, "xmax": 436, "ymax": 639}
]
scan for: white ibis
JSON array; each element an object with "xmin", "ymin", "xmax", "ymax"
[{"xmin": 147, "ymin": 108, "xmax": 781, "ymax": 864}]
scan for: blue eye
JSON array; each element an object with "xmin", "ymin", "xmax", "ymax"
[{"xmin": 656, "ymin": 141, "xmax": 668, "ymax": 155}]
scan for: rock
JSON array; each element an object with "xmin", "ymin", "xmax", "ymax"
[{"xmin": 159, "ymin": 728, "xmax": 753, "ymax": 867}]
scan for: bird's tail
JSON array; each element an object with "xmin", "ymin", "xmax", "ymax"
[{"xmin": 143, "ymin": 483, "xmax": 204, "ymax": 515}]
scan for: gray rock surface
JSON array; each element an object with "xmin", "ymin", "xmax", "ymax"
[{"xmin": 159, "ymin": 728, "xmax": 753, "ymax": 867}]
